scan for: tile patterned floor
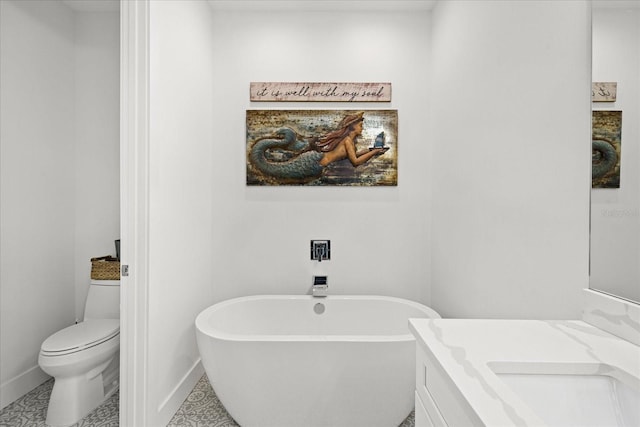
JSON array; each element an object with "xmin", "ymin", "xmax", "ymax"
[
  {"xmin": 0, "ymin": 379, "xmax": 119, "ymax": 427},
  {"xmin": 167, "ymin": 375, "xmax": 416, "ymax": 427},
  {"xmin": 167, "ymin": 375, "xmax": 238, "ymax": 427},
  {"xmin": 1, "ymin": 375, "xmax": 415, "ymax": 427}
]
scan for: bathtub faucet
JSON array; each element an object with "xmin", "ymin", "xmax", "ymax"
[{"xmin": 312, "ymin": 276, "xmax": 328, "ymax": 297}]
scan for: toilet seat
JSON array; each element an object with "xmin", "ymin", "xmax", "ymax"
[{"xmin": 41, "ymin": 319, "xmax": 119, "ymax": 356}]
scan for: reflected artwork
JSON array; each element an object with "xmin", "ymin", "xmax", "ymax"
[
  {"xmin": 592, "ymin": 110, "xmax": 622, "ymax": 188},
  {"xmin": 246, "ymin": 110, "xmax": 398, "ymax": 186}
]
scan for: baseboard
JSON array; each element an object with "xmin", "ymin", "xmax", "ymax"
[
  {"xmin": 156, "ymin": 358, "xmax": 204, "ymax": 425},
  {"xmin": 0, "ymin": 365, "xmax": 51, "ymax": 410}
]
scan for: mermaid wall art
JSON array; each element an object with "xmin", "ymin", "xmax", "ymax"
[
  {"xmin": 592, "ymin": 110, "xmax": 622, "ymax": 188},
  {"xmin": 246, "ymin": 110, "xmax": 398, "ymax": 186}
]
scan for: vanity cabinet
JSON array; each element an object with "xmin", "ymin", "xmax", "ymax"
[
  {"xmin": 410, "ymin": 317, "xmax": 640, "ymax": 427},
  {"xmin": 414, "ymin": 341, "xmax": 482, "ymax": 427}
]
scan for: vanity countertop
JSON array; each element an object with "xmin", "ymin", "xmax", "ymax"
[{"xmin": 409, "ymin": 318, "xmax": 640, "ymax": 426}]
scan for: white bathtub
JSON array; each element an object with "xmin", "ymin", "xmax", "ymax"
[{"xmin": 195, "ymin": 295, "xmax": 441, "ymax": 427}]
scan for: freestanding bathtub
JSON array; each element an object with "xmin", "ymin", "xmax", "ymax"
[{"xmin": 195, "ymin": 295, "xmax": 441, "ymax": 427}]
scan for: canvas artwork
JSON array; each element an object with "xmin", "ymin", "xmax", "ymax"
[
  {"xmin": 246, "ymin": 110, "xmax": 398, "ymax": 186},
  {"xmin": 592, "ymin": 110, "xmax": 622, "ymax": 188}
]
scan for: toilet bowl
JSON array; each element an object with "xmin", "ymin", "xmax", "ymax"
[{"xmin": 39, "ymin": 280, "xmax": 120, "ymax": 427}]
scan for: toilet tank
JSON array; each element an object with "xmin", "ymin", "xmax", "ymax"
[{"xmin": 84, "ymin": 280, "xmax": 120, "ymax": 320}]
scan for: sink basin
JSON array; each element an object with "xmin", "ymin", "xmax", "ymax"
[{"xmin": 493, "ymin": 369, "xmax": 640, "ymax": 427}]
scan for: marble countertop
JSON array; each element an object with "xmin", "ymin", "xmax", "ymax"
[{"xmin": 409, "ymin": 319, "xmax": 640, "ymax": 426}]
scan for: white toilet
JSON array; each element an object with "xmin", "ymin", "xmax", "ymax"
[{"xmin": 39, "ymin": 280, "xmax": 120, "ymax": 427}]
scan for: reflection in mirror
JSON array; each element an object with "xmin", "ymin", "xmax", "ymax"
[{"xmin": 590, "ymin": 2, "xmax": 640, "ymax": 304}]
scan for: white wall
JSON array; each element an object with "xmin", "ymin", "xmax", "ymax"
[
  {"xmin": 143, "ymin": 0, "xmax": 593, "ymax": 422},
  {"xmin": 208, "ymin": 3, "xmax": 432, "ymax": 305},
  {"xmin": 0, "ymin": 0, "xmax": 76, "ymax": 407},
  {"xmin": 0, "ymin": 0, "xmax": 119, "ymax": 409},
  {"xmin": 144, "ymin": 2, "xmax": 431, "ymax": 423},
  {"xmin": 429, "ymin": 0, "xmax": 591, "ymax": 319},
  {"xmin": 590, "ymin": 7, "xmax": 640, "ymax": 303},
  {"xmin": 144, "ymin": 2, "xmax": 594, "ymax": 420},
  {"xmin": 74, "ymin": 11, "xmax": 121, "ymax": 320},
  {"xmin": 0, "ymin": 1, "xmax": 75, "ymax": 406},
  {"xmin": 147, "ymin": 1, "xmax": 215, "ymax": 424}
]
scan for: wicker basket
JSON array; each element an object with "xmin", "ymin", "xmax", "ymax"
[{"xmin": 91, "ymin": 256, "xmax": 120, "ymax": 280}]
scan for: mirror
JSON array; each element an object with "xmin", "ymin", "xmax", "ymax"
[{"xmin": 590, "ymin": 2, "xmax": 640, "ymax": 304}]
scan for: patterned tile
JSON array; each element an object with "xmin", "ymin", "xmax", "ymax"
[
  {"xmin": 0, "ymin": 379, "xmax": 118, "ymax": 427},
  {"xmin": 0, "ymin": 380, "xmax": 50, "ymax": 427},
  {"xmin": 77, "ymin": 391, "xmax": 119, "ymax": 427},
  {"xmin": 168, "ymin": 376, "xmax": 239, "ymax": 427},
  {"xmin": 169, "ymin": 374, "xmax": 415, "ymax": 427},
  {"xmin": 400, "ymin": 410, "xmax": 415, "ymax": 427},
  {"xmin": 1, "ymin": 375, "xmax": 415, "ymax": 427}
]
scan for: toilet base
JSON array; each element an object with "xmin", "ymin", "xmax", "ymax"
[{"xmin": 45, "ymin": 356, "xmax": 119, "ymax": 427}]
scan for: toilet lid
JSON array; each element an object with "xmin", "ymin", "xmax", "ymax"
[{"xmin": 41, "ymin": 319, "xmax": 119, "ymax": 355}]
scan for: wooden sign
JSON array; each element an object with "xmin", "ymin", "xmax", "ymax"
[
  {"xmin": 250, "ymin": 82, "xmax": 391, "ymax": 102},
  {"xmin": 592, "ymin": 82, "xmax": 617, "ymax": 102}
]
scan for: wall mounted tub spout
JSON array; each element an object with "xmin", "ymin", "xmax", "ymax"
[{"xmin": 312, "ymin": 276, "xmax": 328, "ymax": 297}]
